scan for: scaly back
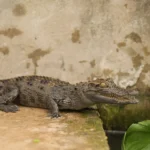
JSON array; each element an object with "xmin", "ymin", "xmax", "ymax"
[{"xmin": 0, "ymin": 76, "xmax": 70, "ymax": 88}]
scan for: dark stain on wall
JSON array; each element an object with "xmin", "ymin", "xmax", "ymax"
[
  {"xmin": 26, "ymin": 62, "xmax": 31, "ymax": 69},
  {"xmin": 117, "ymin": 42, "xmax": 126, "ymax": 48},
  {"xmin": 0, "ymin": 28, "xmax": 22, "ymax": 38},
  {"xmin": 28, "ymin": 49, "xmax": 50, "ymax": 74},
  {"xmin": 0, "ymin": 47, "xmax": 9, "ymax": 55},
  {"xmin": 90, "ymin": 59, "xmax": 96, "ymax": 68},
  {"xmin": 125, "ymin": 32, "xmax": 142, "ymax": 43},
  {"xmin": 60, "ymin": 57, "xmax": 65, "ymax": 71},
  {"xmin": 124, "ymin": 4, "xmax": 128, "ymax": 8},
  {"xmin": 71, "ymin": 29, "xmax": 80, "ymax": 43},
  {"xmin": 132, "ymin": 54, "xmax": 144, "ymax": 68},
  {"xmin": 116, "ymin": 48, "xmax": 119, "ymax": 52},
  {"xmin": 79, "ymin": 60, "xmax": 88, "ymax": 63},
  {"xmin": 142, "ymin": 64, "xmax": 150, "ymax": 74},
  {"xmin": 69, "ymin": 64, "xmax": 74, "ymax": 72},
  {"xmin": 12, "ymin": 4, "xmax": 26, "ymax": 16},
  {"xmin": 143, "ymin": 46, "xmax": 150, "ymax": 55}
]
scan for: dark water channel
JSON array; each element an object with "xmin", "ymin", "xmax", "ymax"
[
  {"xmin": 99, "ymin": 94, "xmax": 150, "ymax": 150},
  {"xmin": 105, "ymin": 130, "xmax": 125, "ymax": 150}
]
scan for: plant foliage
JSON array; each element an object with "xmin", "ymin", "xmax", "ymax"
[{"xmin": 122, "ymin": 120, "xmax": 150, "ymax": 150}]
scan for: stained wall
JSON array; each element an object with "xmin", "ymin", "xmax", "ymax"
[{"xmin": 0, "ymin": 0, "xmax": 150, "ymax": 92}]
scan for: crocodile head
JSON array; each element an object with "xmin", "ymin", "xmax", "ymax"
[{"xmin": 80, "ymin": 78, "xmax": 139, "ymax": 104}]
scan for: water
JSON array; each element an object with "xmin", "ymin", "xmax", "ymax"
[{"xmin": 105, "ymin": 130, "xmax": 125, "ymax": 150}]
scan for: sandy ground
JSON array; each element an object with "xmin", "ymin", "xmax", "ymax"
[{"xmin": 0, "ymin": 107, "xmax": 109, "ymax": 150}]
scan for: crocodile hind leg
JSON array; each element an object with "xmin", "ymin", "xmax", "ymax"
[{"xmin": 0, "ymin": 84, "xmax": 19, "ymax": 113}]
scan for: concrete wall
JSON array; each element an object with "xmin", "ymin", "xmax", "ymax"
[{"xmin": 0, "ymin": 0, "xmax": 150, "ymax": 92}]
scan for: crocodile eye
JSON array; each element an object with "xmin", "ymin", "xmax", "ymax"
[{"xmin": 100, "ymin": 82, "xmax": 107, "ymax": 87}]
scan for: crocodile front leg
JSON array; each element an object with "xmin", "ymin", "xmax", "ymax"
[
  {"xmin": 0, "ymin": 103, "xmax": 19, "ymax": 112},
  {"xmin": 0, "ymin": 84, "xmax": 19, "ymax": 112},
  {"xmin": 47, "ymin": 98, "xmax": 60, "ymax": 118}
]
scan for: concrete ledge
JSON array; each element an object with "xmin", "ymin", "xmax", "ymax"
[{"xmin": 0, "ymin": 107, "xmax": 109, "ymax": 150}]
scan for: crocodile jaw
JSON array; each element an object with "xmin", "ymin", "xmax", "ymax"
[{"xmin": 85, "ymin": 91, "xmax": 139, "ymax": 104}]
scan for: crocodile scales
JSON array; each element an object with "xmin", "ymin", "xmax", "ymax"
[{"xmin": 0, "ymin": 76, "xmax": 138, "ymax": 118}]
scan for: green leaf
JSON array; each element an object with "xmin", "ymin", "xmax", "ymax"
[
  {"xmin": 122, "ymin": 120, "xmax": 150, "ymax": 150},
  {"xmin": 33, "ymin": 139, "xmax": 40, "ymax": 143}
]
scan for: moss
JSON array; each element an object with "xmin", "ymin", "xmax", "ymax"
[
  {"xmin": 97, "ymin": 94, "xmax": 150, "ymax": 130},
  {"xmin": 66, "ymin": 120, "xmax": 74, "ymax": 124},
  {"xmin": 85, "ymin": 117, "xmax": 102, "ymax": 131},
  {"xmin": 80, "ymin": 109, "xmax": 96, "ymax": 117},
  {"xmin": 64, "ymin": 110, "xmax": 107, "ymax": 149}
]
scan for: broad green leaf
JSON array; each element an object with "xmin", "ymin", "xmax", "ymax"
[{"xmin": 122, "ymin": 120, "xmax": 150, "ymax": 150}]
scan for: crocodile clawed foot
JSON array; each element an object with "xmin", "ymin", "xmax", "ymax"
[
  {"xmin": 0, "ymin": 104, "xmax": 19, "ymax": 113},
  {"xmin": 51, "ymin": 113, "xmax": 61, "ymax": 118}
]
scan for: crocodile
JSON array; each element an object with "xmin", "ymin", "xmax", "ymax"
[{"xmin": 0, "ymin": 76, "xmax": 138, "ymax": 118}]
